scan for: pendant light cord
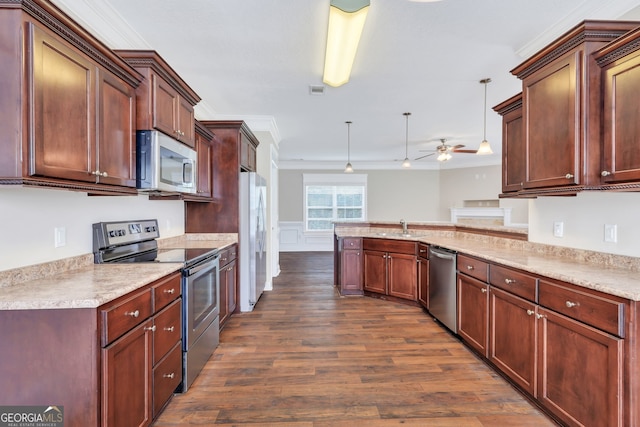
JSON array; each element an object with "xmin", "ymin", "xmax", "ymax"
[{"xmin": 346, "ymin": 121, "xmax": 351, "ymax": 162}]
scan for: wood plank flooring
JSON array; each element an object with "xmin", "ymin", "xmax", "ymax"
[{"xmin": 153, "ymin": 252, "xmax": 557, "ymax": 426}]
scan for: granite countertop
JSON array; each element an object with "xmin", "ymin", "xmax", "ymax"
[
  {"xmin": 336, "ymin": 226, "xmax": 640, "ymax": 301},
  {"xmin": 0, "ymin": 234, "xmax": 238, "ymax": 311}
]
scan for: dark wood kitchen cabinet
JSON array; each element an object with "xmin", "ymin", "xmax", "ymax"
[
  {"xmin": 493, "ymin": 93, "xmax": 525, "ymax": 195},
  {"xmin": 363, "ymin": 238, "xmax": 417, "ymax": 301},
  {"xmin": 0, "ymin": 1, "xmax": 143, "ymax": 194},
  {"xmin": 457, "ymin": 254, "xmax": 490, "ymax": 357},
  {"xmin": 417, "ymin": 243, "xmax": 429, "ymax": 308},
  {"xmin": 117, "ymin": 50, "xmax": 200, "ymax": 148},
  {"xmin": 181, "ymin": 121, "xmax": 214, "ymax": 201},
  {"xmin": 184, "ymin": 121, "xmax": 260, "ymax": 233},
  {"xmin": 595, "ymin": 27, "xmax": 640, "ymax": 188},
  {"xmin": 219, "ymin": 244, "xmax": 238, "ymax": 327},
  {"xmin": 509, "ymin": 20, "xmax": 637, "ymax": 196},
  {"xmin": 338, "ymin": 237, "xmax": 363, "ymax": 296}
]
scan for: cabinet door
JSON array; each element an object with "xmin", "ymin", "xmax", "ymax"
[
  {"xmin": 457, "ymin": 274, "xmax": 489, "ymax": 357},
  {"xmin": 97, "ymin": 69, "xmax": 136, "ymax": 187},
  {"xmin": 537, "ymin": 308, "xmax": 623, "ymax": 427},
  {"xmin": 388, "ymin": 253, "xmax": 417, "ymax": 301},
  {"xmin": 523, "ymin": 50, "xmax": 580, "ymax": 189},
  {"xmin": 152, "ymin": 74, "xmax": 179, "ymax": 138},
  {"xmin": 219, "ymin": 263, "xmax": 229, "ymax": 326},
  {"xmin": 102, "ymin": 320, "xmax": 153, "ymax": 427},
  {"xmin": 502, "ymin": 102, "xmax": 525, "ymax": 193},
  {"xmin": 226, "ymin": 259, "xmax": 237, "ymax": 315},
  {"xmin": 340, "ymin": 249, "xmax": 363, "ymax": 295},
  {"xmin": 363, "ymin": 250, "xmax": 387, "ymax": 294},
  {"xmin": 417, "ymin": 258, "xmax": 429, "ymax": 308},
  {"xmin": 489, "ymin": 287, "xmax": 537, "ymax": 396},
  {"xmin": 195, "ymin": 132, "xmax": 212, "ymax": 198},
  {"xmin": 177, "ymin": 96, "xmax": 195, "ymax": 147},
  {"xmin": 601, "ymin": 53, "xmax": 640, "ymax": 183},
  {"xmin": 29, "ymin": 23, "xmax": 95, "ymax": 182}
]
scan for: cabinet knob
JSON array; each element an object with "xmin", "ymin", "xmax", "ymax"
[
  {"xmin": 163, "ymin": 373, "xmax": 175, "ymax": 379},
  {"xmin": 91, "ymin": 170, "xmax": 107, "ymax": 177},
  {"xmin": 504, "ymin": 278, "xmax": 516, "ymax": 285},
  {"xmin": 164, "ymin": 288, "xmax": 175, "ymax": 294},
  {"xmin": 466, "ymin": 265, "xmax": 474, "ymax": 270},
  {"xmin": 535, "ymin": 313, "xmax": 546, "ymax": 319},
  {"xmin": 565, "ymin": 301, "xmax": 578, "ymax": 308},
  {"xmin": 565, "ymin": 173, "xmax": 574, "ymax": 179},
  {"xmin": 526, "ymin": 309, "xmax": 535, "ymax": 316},
  {"xmin": 125, "ymin": 310, "xmax": 139, "ymax": 318},
  {"xmin": 164, "ymin": 326, "xmax": 175, "ymax": 332},
  {"xmin": 480, "ymin": 288, "xmax": 487, "ymax": 294},
  {"xmin": 144, "ymin": 325, "xmax": 156, "ymax": 332},
  {"xmin": 601, "ymin": 171, "xmax": 611, "ymax": 177}
]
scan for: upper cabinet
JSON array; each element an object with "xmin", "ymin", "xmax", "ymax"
[
  {"xmin": 181, "ymin": 121, "xmax": 214, "ymax": 202},
  {"xmin": 116, "ymin": 50, "xmax": 201, "ymax": 148},
  {"xmin": 507, "ymin": 20, "xmax": 639, "ymax": 197},
  {"xmin": 595, "ymin": 27, "xmax": 640, "ymax": 188},
  {"xmin": 0, "ymin": 0, "xmax": 143, "ymax": 194},
  {"xmin": 493, "ymin": 93, "xmax": 525, "ymax": 195}
]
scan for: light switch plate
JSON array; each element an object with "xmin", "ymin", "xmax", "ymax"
[
  {"xmin": 553, "ymin": 221, "xmax": 564, "ymax": 238},
  {"xmin": 604, "ymin": 224, "xmax": 617, "ymax": 243}
]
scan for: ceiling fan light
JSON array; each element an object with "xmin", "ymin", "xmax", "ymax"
[
  {"xmin": 344, "ymin": 162, "xmax": 354, "ymax": 173},
  {"xmin": 323, "ymin": 0, "xmax": 370, "ymax": 87},
  {"xmin": 437, "ymin": 152, "xmax": 451, "ymax": 162},
  {"xmin": 476, "ymin": 140, "xmax": 493, "ymax": 155},
  {"xmin": 402, "ymin": 157, "xmax": 411, "ymax": 168}
]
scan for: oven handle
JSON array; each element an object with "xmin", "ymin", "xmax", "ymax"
[{"xmin": 184, "ymin": 255, "xmax": 219, "ymax": 277}]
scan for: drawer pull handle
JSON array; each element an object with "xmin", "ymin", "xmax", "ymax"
[
  {"xmin": 536, "ymin": 313, "xmax": 546, "ymax": 319},
  {"xmin": 480, "ymin": 288, "xmax": 487, "ymax": 294},
  {"xmin": 164, "ymin": 288, "xmax": 175, "ymax": 294},
  {"xmin": 504, "ymin": 278, "xmax": 516, "ymax": 285},
  {"xmin": 163, "ymin": 373, "xmax": 175, "ymax": 379},
  {"xmin": 565, "ymin": 301, "xmax": 578, "ymax": 308},
  {"xmin": 349, "ymin": 242, "xmax": 354, "ymax": 246},
  {"xmin": 164, "ymin": 326, "xmax": 175, "ymax": 332},
  {"xmin": 466, "ymin": 265, "xmax": 474, "ymax": 270},
  {"xmin": 601, "ymin": 170, "xmax": 611, "ymax": 177},
  {"xmin": 419, "ymin": 249, "xmax": 427, "ymax": 253},
  {"xmin": 144, "ymin": 325, "xmax": 156, "ymax": 332},
  {"xmin": 125, "ymin": 310, "xmax": 140, "ymax": 318},
  {"xmin": 526, "ymin": 309, "xmax": 535, "ymax": 316},
  {"xmin": 222, "ymin": 257, "xmax": 227, "ymax": 262},
  {"xmin": 565, "ymin": 173, "xmax": 574, "ymax": 179}
]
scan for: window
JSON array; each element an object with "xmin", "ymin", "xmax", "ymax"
[{"xmin": 303, "ymin": 174, "xmax": 367, "ymax": 231}]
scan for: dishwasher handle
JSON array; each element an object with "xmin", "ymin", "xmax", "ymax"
[{"xmin": 429, "ymin": 248, "xmax": 457, "ymax": 261}]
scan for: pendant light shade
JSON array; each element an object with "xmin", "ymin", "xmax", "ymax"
[
  {"xmin": 344, "ymin": 121, "xmax": 354, "ymax": 173},
  {"xmin": 477, "ymin": 78, "xmax": 493, "ymax": 155},
  {"xmin": 402, "ymin": 112, "xmax": 411, "ymax": 168}
]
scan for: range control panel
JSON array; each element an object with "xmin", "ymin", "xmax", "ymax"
[{"xmin": 93, "ymin": 219, "xmax": 160, "ymax": 251}]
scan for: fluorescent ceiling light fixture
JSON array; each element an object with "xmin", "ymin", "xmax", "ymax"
[{"xmin": 323, "ymin": 0, "xmax": 370, "ymax": 87}]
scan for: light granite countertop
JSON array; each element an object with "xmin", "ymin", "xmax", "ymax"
[
  {"xmin": 0, "ymin": 234, "xmax": 238, "ymax": 311},
  {"xmin": 336, "ymin": 226, "xmax": 640, "ymax": 301}
]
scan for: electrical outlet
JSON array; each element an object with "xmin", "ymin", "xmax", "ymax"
[
  {"xmin": 553, "ymin": 221, "xmax": 564, "ymax": 238},
  {"xmin": 604, "ymin": 224, "xmax": 617, "ymax": 243},
  {"xmin": 54, "ymin": 227, "xmax": 66, "ymax": 248}
]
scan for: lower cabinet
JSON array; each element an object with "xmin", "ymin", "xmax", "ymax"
[
  {"xmin": 363, "ymin": 238, "xmax": 417, "ymax": 301},
  {"xmin": 340, "ymin": 238, "xmax": 363, "ymax": 295},
  {"xmin": 457, "ymin": 273, "xmax": 489, "ymax": 357},
  {"xmin": 417, "ymin": 243, "xmax": 429, "ymax": 308},
  {"xmin": 219, "ymin": 244, "xmax": 238, "ymax": 328}
]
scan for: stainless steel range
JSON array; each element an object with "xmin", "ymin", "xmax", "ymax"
[{"xmin": 93, "ymin": 219, "xmax": 220, "ymax": 392}]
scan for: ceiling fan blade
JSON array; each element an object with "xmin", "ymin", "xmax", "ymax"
[
  {"xmin": 414, "ymin": 153, "xmax": 435, "ymax": 160},
  {"xmin": 452, "ymin": 149, "xmax": 477, "ymax": 153}
]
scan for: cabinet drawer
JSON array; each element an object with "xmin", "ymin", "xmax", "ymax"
[
  {"xmin": 153, "ymin": 299, "xmax": 182, "ymax": 364},
  {"xmin": 101, "ymin": 289, "xmax": 153, "ymax": 346},
  {"xmin": 153, "ymin": 273, "xmax": 182, "ymax": 312},
  {"xmin": 343, "ymin": 238, "xmax": 362, "ymax": 250},
  {"xmin": 458, "ymin": 254, "xmax": 488, "ymax": 282},
  {"xmin": 539, "ymin": 279, "xmax": 625, "ymax": 337},
  {"xmin": 363, "ymin": 238, "xmax": 416, "ymax": 255},
  {"xmin": 219, "ymin": 244, "xmax": 237, "ymax": 267},
  {"xmin": 153, "ymin": 341, "xmax": 182, "ymax": 418},
  {"xmin": 489, "ymin": 264, "xmax": 537, "ymax": 302},
  {"xmin": 417, "ymin": 243, "xmax": 429, "ymax": 259}
]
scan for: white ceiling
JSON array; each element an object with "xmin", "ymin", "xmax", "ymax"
[{"xmin": 51, "ymin": 0, "xmax": 640, "ymax": 170}]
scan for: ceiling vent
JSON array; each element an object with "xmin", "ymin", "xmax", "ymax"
[{"xmin": 309, "ymin": 85, "xmax": 325, "ymax": 95}]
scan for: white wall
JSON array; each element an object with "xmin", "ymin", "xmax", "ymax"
[
  {"xmin": 0, "ymin": 186, "xmax": 184, "ymax": 271},
  {"xmin": 529, "ymin": 191, "xmax": 640, "ymax": 257}
]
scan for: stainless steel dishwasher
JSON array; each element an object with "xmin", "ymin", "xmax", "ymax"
[{"xmin": 428, "ymin": 246, "xmax": 458, "ymax": 333}]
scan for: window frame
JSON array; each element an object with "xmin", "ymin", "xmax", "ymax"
[{"xmin": 303, "ymin": 173, "xmax": 368, "ymax": 233}]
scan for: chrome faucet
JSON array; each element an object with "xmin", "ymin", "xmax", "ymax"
[{"xmin": 400, "ymin": 219, "xmax": 408, "ymax": 235}]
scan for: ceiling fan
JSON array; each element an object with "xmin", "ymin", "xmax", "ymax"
[{"xmin": 415, "ymin": 138, "xmax": 477, "ymax": 162}]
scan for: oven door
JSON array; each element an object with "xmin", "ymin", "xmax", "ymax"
[{"xmin": 183, "ymin": 255, "xmax": 220, "ymax": 350}]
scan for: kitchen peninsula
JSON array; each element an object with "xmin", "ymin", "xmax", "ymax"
[{"xmin": 334, "ymin": 221, "xmax": 640, "ymax": 427}]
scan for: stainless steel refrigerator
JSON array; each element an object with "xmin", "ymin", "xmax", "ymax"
[{"xmin": 239, "ymin": 171, "xmax": 267, "ymax": 312}]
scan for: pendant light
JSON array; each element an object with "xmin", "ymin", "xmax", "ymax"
[
  {"xmin": 344, "ymin": 121, "xmax": 354, "ymax": 173},
  {"xmin": 477, "ymin": 78, "xmax": 493, "ymax": 155},
  {"xmin": 402, "ymin": 112, "xmax": 411, "ymax": 168}
]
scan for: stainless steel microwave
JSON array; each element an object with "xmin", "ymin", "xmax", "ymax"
[{"xmin": 136, "ymin": 130, "xmax": 197, "ymax": 194}]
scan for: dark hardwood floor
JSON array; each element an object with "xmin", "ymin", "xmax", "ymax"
[{"xmin": 153, "ymin": 252, "xmax": 557, "ymax": 426}]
